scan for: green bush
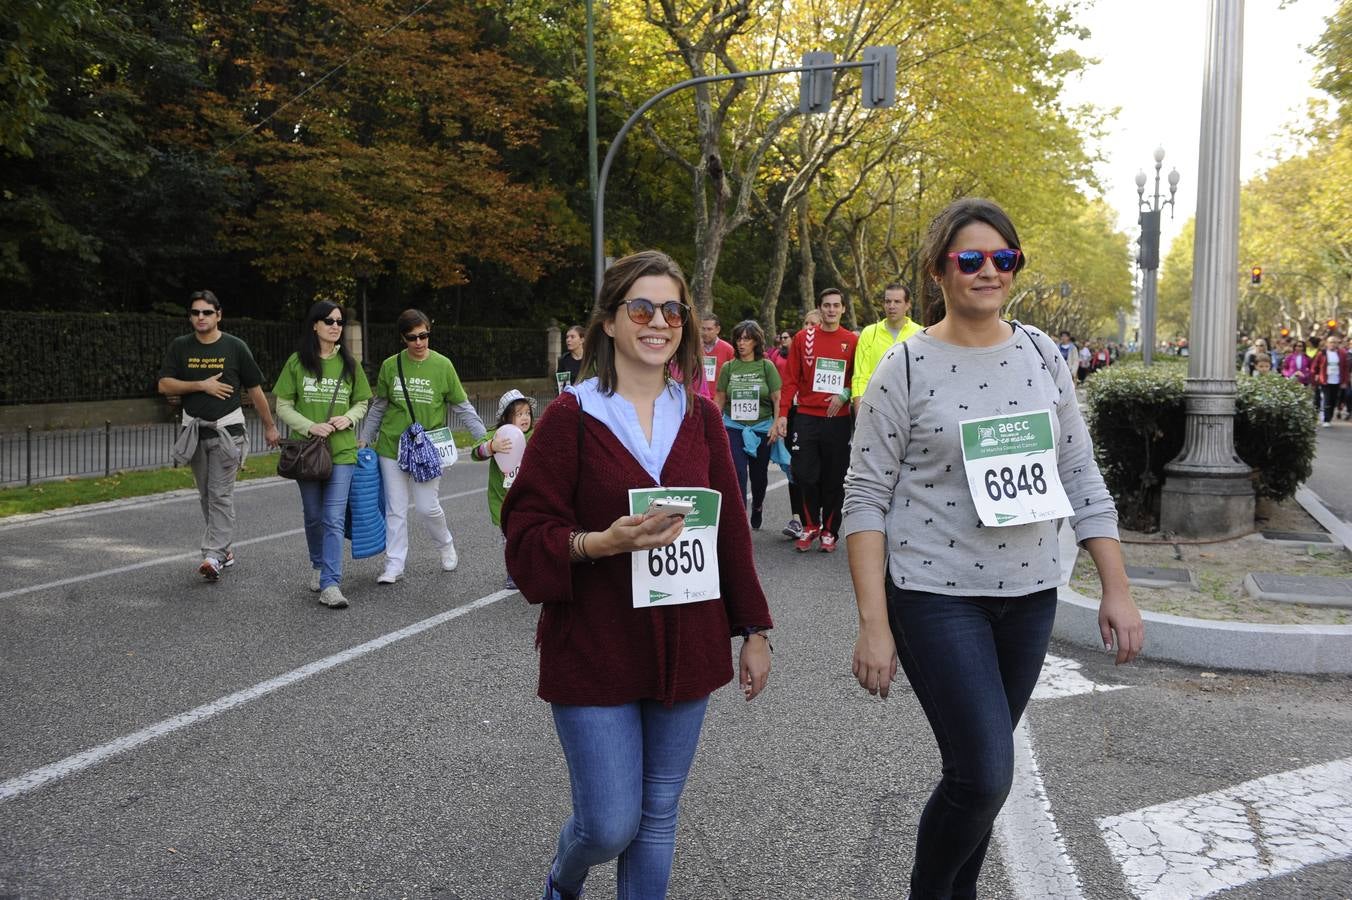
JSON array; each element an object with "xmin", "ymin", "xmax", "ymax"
[{"xmin": 1084, "ymin": 363, "xmax": 1316, "ymax": 530}]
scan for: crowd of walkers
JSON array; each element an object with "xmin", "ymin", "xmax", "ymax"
[
  {"xmin": 1241, "ymin": 330, "xmax": 1351, "ymax": 427},
  {"xmin": 158, "ymin": 197, "xmax": 1144, "ymax": 900}
]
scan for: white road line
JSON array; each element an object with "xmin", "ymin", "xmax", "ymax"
[
  {"xmin": 993, "ymin": 654, "xmax": 1129, "ymax": 899},
  {"xmin": 1098, "ymin": 757, "xmax": 1352, "ymax": 899},
  {"xmin": 0, "ymin": 487, "xmax": 481, "ymax": 601},
  {"xmin": 996, "ymin": 719, "xmax": 1086, "ymax": 900},
  {"xmin": 0, "ymin": 589, "xmax": 516, "ymax": 804}
]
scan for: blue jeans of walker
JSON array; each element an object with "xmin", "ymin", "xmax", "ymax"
[
  {"xmin": 549, "ymin": 697, "xmax": 709, "ymax": 899},
  {"xmin": 886, "ymin": 583, "xmax": 1057, "ymax": 900},
  {"xmin": 725, "ymin": 426, "xmax": 771, "ymax": 512},
  {"xmin": 297, "ymin": 463, "xmax": 354, "ymax": 590}
]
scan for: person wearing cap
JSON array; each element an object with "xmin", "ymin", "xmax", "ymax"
[{"xmin": 471, "ymin": 389, "xmax": 537, "ymax": 590}]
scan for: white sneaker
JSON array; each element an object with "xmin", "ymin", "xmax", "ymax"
[
  {"xmin": 318, "ymin": 585, "xmax": 349, "ymax": 609},
  {"xmin": 376, "ymin": 568, "xmax": 404, "ymax": 585},
  {"xmin": 1323, "ymin": 420, "xmax": 1332, "ymax": 428},
  {"xmin": 309, "ymin": 568, "xmax": 322, "ymax": 592},
  {"xmin": 440, "ymin": 542, "xmax": 459, "ymax": 572}
]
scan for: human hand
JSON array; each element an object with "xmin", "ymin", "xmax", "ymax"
[
  {"xmin": 771, "ymin": 417, "xmax": 788, "ymax": 441},
  {"xmin": 1099, "ymin": 588, "xmax": 1144, "ymax": 664},
  {"xmin": 309, "ymin": 422, "xmax": 335, "ymax": 438},
  {"xmin": 739, "ymin": 635, "xmax": 771, "ymax": 701},
  {"xmin": 199, "ymin": 373, "xmax": 234, "ymax": 400},
  {"xmin": 328, "ymin": 415, "xmax": 352, "ymax": 431},
  {"xmin": 598, "ymin": 511, "xmax": 687, "ymax": 555},
  {"xmin": 826, "ymin": 395, "xmax": 846, "ymax": 418},
  {"xmin": 491, "ymin": 433, "xmax": 513, "ymax": 454},
  {"xmin": 852, "ymin": 623, "xmax": 898, "ymax": 698},
  {"xmin": 265, "ymin": 425, "xmax": 281, "ymax": 448}
]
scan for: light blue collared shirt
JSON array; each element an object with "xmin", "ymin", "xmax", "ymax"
[{"xmin": 567, "ymin": 377, "xmax": 686, "ymax": 485}]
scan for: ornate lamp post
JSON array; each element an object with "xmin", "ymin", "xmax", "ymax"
[
  {"xmin": 1159, "ymin": 0, "xmax": 1253, "ymax": 539},
  {"xmin": 1135, "ymin": 147, "xmax": 1181, "ymax": 366}
]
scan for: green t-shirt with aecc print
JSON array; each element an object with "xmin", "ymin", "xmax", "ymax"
[
  {"xmin": 715, "ymin": 357, "xmax": 781, "ymax": 424},
  {"xmin": 273, "ymin": 353, "xmax": 372, "ymax": 465},
  {"xmin": 373, "ymin": 349, "xmax": 468, "ymax": 460}
]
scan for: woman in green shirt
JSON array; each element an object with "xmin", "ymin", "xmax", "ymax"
[
  {"xmin": 358, "ymin": 309, "xmax": 489, "ymax": 584},
  {"xmin": 274, "ymin": 301, "xmax": 372, "ymax": 609},
  {"xmin": 714, "ymin": 320, "xmax": 782, "ymax": 530}
]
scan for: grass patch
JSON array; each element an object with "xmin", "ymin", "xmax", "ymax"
[{"xmin": 0, "ymin": 453, "xmax": 281, "ymax": 518}]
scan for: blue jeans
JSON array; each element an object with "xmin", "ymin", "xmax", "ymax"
[
  {"xmin": 725, "ymin": 426, "xmax": 771, "ymax": 513},
  {"xmin": 297, "ymin": 463, "xmax": 354, "ymax": 590},
  {"xmin": 548, "ymin": 697, "xmax": 709, "ymax": 899},
  {"xmin": 886, "ymin": 583, "xmax": 1057, "ymax": 900}
]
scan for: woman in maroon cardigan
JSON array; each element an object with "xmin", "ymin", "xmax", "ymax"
[{"xmin": 503, "ymin": 250, "xmax": 773, "ymax": 900}]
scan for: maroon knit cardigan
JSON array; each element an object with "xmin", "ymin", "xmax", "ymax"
[{"xmin": 502, "ymin": 390, "xmax": 773, "ymax": 706}]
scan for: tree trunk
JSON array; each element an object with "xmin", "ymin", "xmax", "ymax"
[
  {"xmin": 796, "ymin": 194, "xmax": 816, "ymax": 318},
  {"xmin": 758, "ymin": 206, "xmax": 795, "ymax": 335}
]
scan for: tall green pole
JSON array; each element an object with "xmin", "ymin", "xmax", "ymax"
[{"xmin": 586, "ymin": 0, "xmax": 599, "ymax": 282}]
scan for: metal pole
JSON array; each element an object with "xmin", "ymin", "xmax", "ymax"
[
  {"xmin": 593, "ymin": 60, "xmax": 872, "ymax": 301},
  {"xmin": 1141, "ymin": 268, "xmax": 1157, "ymax": 365},
  {"xmin": 104, "ymin": 420, "xmax": 111, "ymax": 477},
  {"xmin": 585, "ymin": 0, "xmax": 598, "ymax": 244},
  {"xmin": 1160, "ymin": 0, "xmax": 1252, "ymax": 539},
  {"xmin": 25, "ymin": 425, "xmax": 32, "ymax": 487}
]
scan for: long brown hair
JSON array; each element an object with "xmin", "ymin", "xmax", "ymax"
[{"xmin": 582, "ymin": 250, "xmax": 701, "ymax": 412}]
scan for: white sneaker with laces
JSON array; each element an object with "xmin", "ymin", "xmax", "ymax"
[
  {"xmin": 440, "ymin": 541, "xmax": 459, "ymax": 572},
  {"xmin": 309, "ymin": 568, "xmax": 322, "ymax": 592},
  {"xmin": 377, "ymin": 568, "xmax": 404, "ymax": 585},
  {"xmin": 319, "ymin": 585, "xmax": 349, "ymax": 609}
]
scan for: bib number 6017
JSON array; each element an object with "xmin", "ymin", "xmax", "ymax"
[
  {"xmin": 983, "ymin": 463, "xmax": 1048, "ymax": 501},
  {"xmin": 647, "ymin": 538, "xmax": 706, "ymax": 577}
]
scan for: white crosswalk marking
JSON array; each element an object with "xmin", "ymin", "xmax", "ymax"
[
  {"xmin": 1098, "ymin": 757, "xmax": 1352, "ymax": 899},
  {"xmin": 994, "ymin": 653, "xmax": 1128, "ymax": 899}
]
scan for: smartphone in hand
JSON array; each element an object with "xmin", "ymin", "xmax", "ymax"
[{"xmin": 645, "ymin": 498, "xmax": 694, "ymax": 519}]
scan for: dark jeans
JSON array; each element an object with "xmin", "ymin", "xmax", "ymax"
[
  {"xmin": 886, "ymin": 582, "xmax": 1058, "ymax": 900},
  {"xmin": 1321, "ymin": 383, "xmax": 1344, "ymax": 422},
  {"xmin": 725, "ymin": 426, "xmax": 771, "ymax": 514},
  {"xmin": 790, "ymin": 413, "xmax": 852, "ymax": 537}
]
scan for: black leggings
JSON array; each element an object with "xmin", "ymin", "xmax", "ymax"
[{"xmin": 790, "ymin": 413, "xmax": 852, "ymax": 537}]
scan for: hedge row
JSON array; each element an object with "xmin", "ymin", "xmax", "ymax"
[{"xmin": 1084, "ymin": 363, "xmax": 1317, "ymax": 531}]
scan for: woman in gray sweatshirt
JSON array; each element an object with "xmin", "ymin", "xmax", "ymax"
[{"xmin": 841, "ymin": 197, "xmax": 1144, "ymax": 899}]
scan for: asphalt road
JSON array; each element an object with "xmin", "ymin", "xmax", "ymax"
[{"xmin": 1, "ymin": 453, "xmax": 1350, "ymax": 899}]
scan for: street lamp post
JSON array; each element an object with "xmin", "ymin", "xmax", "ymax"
[
  {"xmin": 1135, "ymin": 147, "xmax": 1181, "ymax": 366},
  {"xmin": 1159, "ymin": 0, "xmax": 1253, "ymax": 539}
]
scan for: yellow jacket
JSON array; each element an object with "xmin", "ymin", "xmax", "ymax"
[{"xmin": 852, "ymin": 317, "xmax": 922, "ymax": 397}]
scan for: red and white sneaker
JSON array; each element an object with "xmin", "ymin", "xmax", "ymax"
[
  {"xmin": 198, "ymin": 557, "xmax": 222, "ymax": 581},
  {"xmin": 819, "ymin": 533, "xmax": 838, "ymax": 553},
  {"xmin": 794, "ymin": 528, "xmax": 820, "ymax": 552}
]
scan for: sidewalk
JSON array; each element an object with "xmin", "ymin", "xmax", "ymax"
[{"xmin": 1055, "ymin": 467, "xmax": 1352, "ymax": 675}]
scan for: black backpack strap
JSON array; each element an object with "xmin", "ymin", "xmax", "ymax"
[{"xmin": 1011, "ymin": 321, "xmax": 1061, "ymax": 389}]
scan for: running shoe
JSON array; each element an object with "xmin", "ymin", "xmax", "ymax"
[
  {"xmin": 794, "ymin": 528, "xmax": 819, "ymax": 553},
  {"xmin": 309, "ymin": 568, "xmax": 322, "ymax": 592},
  {"xmin": 222, "ymin": 550, "xmax": 235, "ymax": 568},
  {"xmin": 440, "ymin": 541, "xmax": 459, "ymax": 572},
  {"xmin": 782, "ymin": 519, "xmax": 804, "ymax": 539},
  {"xmin": 318, "ymin": 585, "xmax": 349, "ymax": 609},
  {"xmin": 198, "ymin": 557, "xmax": 221, "ymax": 581},
  {"xmin": 376, "ymin": 568, "xmax": 404, "ymax": 585},
  {"xmin": 750, "ymin": 507, "xmax": 763, "ymax": 530},
  {"xmin": 819, "ymin": 533, "xmax": 838, "ymax": 553}
]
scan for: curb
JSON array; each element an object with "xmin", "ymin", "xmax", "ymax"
[
  {"xmin": 1053, "ymin": 510, "xmax": 1352, "ymax": 675},
  {"xmin": 0, "ymin": 476, "xmax": 291, "ymax": 530}
]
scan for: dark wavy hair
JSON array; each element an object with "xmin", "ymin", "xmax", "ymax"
[
  {"xmin": 297, "ymin": 300, "xmax": 357, "ymax": 382},
  {"xmin": 920, "ymin": 197, "xmax": 1028, "ymax": 279},
  {"xmin": 582, "ymin": 250, "xmax": 701, "ymax": 412},
  {"xmin": 731, "ymin": 319, "xmax": 766, "ymax": 360}
]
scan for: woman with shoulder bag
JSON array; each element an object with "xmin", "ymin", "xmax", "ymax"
[
  {"xmin": 843, "ymin": 198, "xmax": 1143, "ymax": 898},
  {"xmin": 502, "ymin": 250, "xmax": 773, "ymax": 900},
  {"xmin": 273, "ymin": 301, "xmax": 372, "ymax": 609},
  {"xmin": 358, "ymin": 309, "xmax": 488, "ymax": 584}
]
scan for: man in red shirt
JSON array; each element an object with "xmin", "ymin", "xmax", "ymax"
[
  {"xmin": 700, "ymin": 314, "xmax": 736, "ymax": 397},
  {"xmin": 772, "ymin": 288, "xmax": 858, "ymax": 552}
]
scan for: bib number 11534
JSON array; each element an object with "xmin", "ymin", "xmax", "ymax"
[{"xmin": 958, "ymin": 410, "xmax": 1072, "ymax": 527}]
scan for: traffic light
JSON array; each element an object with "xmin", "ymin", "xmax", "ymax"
[
  {"xmin": 1250, "ymin": 265, "xmax": 1262, "ymax": 285},
  {"xmin": 1329, "ymin": 319, "xmax": 1339, "ymax": 330},
  {"xmin": 1280, "ymin": 327, "xmax": 1290, "ymax": 338}
]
